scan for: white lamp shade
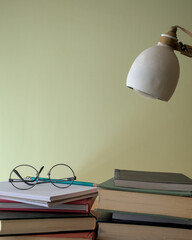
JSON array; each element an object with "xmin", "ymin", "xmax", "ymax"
[{"xmin": 126, "ymin": 44, "xmax": 180, "ymax": 101}]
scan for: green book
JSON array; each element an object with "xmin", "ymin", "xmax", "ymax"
[
  {"xmin": 98, "ymin": 211, "xmax": 192, "ymax": 228},
  {"xmin": 114, "ymin": 169, "xmax": 192, "ymax": 191},
  {"xmin": 97, "ymin": 178, "xmax": 192, "ymax": 219},
  {"xmin": 98, "ymin": 178, "xmax": 192, "ymax": 197}
]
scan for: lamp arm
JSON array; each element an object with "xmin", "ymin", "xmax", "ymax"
[
  {"xmin": 175, "ymin": 25, "xmax": 192, "ymax": 57},
  {"xmin": 159, "ymin": 25, "xmax": 192, "ymax": 58},
  {"xmin": 177, "ymin": 42, "xmax": 192, "ymax": 57}
]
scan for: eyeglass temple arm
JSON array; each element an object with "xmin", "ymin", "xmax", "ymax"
[
  {"xmin": 11, "ymin": 166, "xmax": 44, "ymax": 183},
  {"xmin": 32, "ymin": 166, "xmax": 44, "ymax": 181},
  {"xmin": 11, "ymin": 169, "xmax": 32, "ymax": 185}
]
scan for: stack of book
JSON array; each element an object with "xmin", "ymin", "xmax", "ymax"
[
  {"xmin": 96, "ymin": 169, "xmax": 192, "ymax": 240},
  {"xmin": 0, "ymin": 181, "xmax": 98, "ymax": 239}
]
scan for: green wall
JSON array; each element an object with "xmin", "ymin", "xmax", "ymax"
[{"xmin": 0, "ymin": 0, "xmax": 192, "ymax": 183}]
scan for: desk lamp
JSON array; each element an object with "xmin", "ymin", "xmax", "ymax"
[{"xmin": 126, "ymin": 26, "xmax": 192, "ymax": 101}]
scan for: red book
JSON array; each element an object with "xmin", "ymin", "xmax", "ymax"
[
  {"xmin": 1, "ymin": 231, "xmax": 96, "ymax": 239},
  {"xmin": 0, "ymin": 196, "xmax": 96, "ymax": 213}
]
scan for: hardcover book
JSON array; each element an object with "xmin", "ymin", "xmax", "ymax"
[
  {"xmin": 0, "ymin": 181, "xmax": 98, "ymax": 207},
  {"xmin": 0, "ymin": 197, "xmax": 96, "ymax": 213},
  {"xmin": 97, "ymin": 212, "xmax": 192, "ymax": 240},
  {"xmin": 0, "ymin": 211, "xmax": 97, "ymax": 235},
  {"xmin": 111, "ymin": 211, "xmax": 192, "ymax": 226},
  {"xmin": 0, "ymin": 231, "xmax": 96, "ymax": 239},
  {"xmin": 97, "ymin": 178, "xmax": 192, "ymax": 219},
  {"xmin": 114, "ymin": 169, "xmax": 192, "ymax": 191}
]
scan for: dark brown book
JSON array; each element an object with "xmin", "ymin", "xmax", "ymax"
[
  {"xmin": 0, "ymin": 211, "xmax": 96, "ymax": 235},
  {"xmin": 97, "ymin": 212, "xmax": 192, "ymax": 240}
]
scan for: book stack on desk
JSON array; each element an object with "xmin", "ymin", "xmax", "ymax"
[
  {"xmin": 96, "ymin": 169, "xmax": 192, "ymax": 240},
  {"xmin": 0, "ymin": 181, "xmax": 98, "ymax": 239}
]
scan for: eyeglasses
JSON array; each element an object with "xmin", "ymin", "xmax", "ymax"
[{"xmin": 9, "ymin": 164, "xmax": 76, "ymax": 190}]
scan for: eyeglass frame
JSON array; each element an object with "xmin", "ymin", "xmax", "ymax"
[{"xmin": 9, "ymin": 163, "xmax": 77, "ymax": 190}]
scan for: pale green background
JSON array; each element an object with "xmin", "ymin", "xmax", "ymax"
[{"xmin": 0, "ymin": 0, "xmax": 192, "ymax": 183}]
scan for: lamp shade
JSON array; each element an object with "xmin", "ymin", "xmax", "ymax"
[{"xmin": 126, "ymin": 43, "xmax": 180, "ymax": 101}]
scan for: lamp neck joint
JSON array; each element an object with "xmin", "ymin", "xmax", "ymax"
[{"xmin": 159, "ymin": 26, "xmax": 192, "ymax": 57}]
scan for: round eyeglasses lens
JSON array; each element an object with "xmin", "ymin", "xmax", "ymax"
[
  {"xmin": 9, "ymin": 165, "xmax": 39, "ymax": 190},
  {"xmin": 48, "ymin": 164, "xmax": 76, "ymax": 188}
]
